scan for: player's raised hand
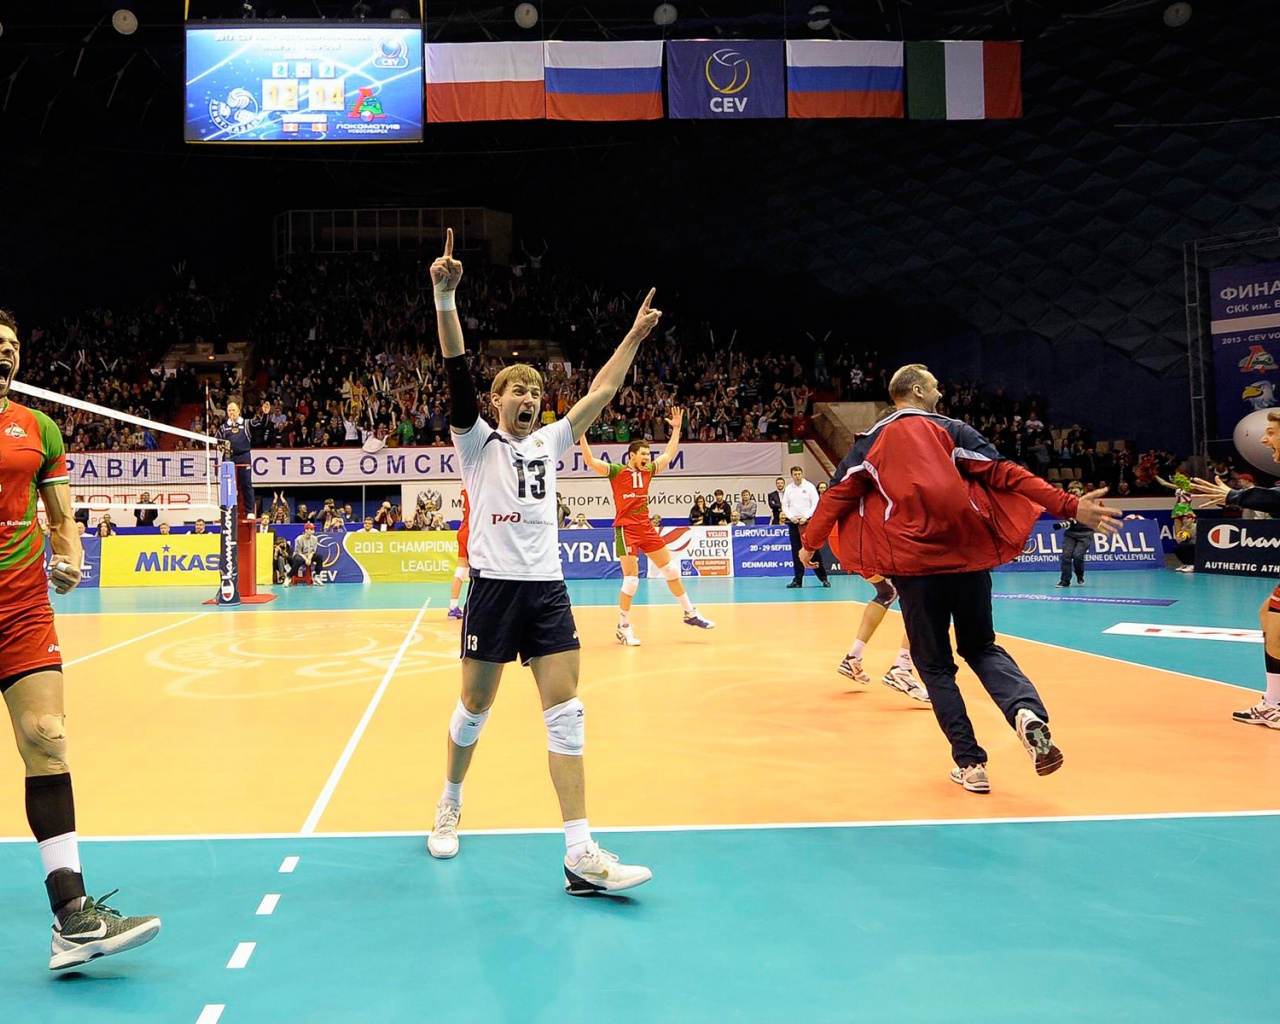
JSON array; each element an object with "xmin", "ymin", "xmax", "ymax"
[
  {"xmin": 1075, "ymin": 487, "xmax": 1121, "ymax": 534},
  {"xmin": 628, "ymin": 287, "xmax": 661, "ymax": 342},
  {"xmin": 431, "ymin": 227, "xmax": 463, "ymax": 296},
  {"xmin": 1190, "ymin": 475, "xmax": 1232, "ymax": 507},
  {"xmin": 665, "ymin": 405, "xmax": 683, "ymax": 432}
]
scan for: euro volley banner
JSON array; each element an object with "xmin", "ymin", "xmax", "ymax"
[
  {"xmin": 1208, "ymin": 262, "xmax": 1280, "ymax": 438},
  {"xmin": 732, "ymin": 525, "xmax": 794, "ymax": 576},
  {"xmin": 667, "ymin": 41, "xmax": 785, "ymax": 119},
  {"xmin": 995, "ymin": 519, "xmax": 1163, "ymax": 573}
]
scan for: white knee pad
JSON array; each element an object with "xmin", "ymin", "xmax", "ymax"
[
  {"xmin": 453, "ymin": 566, "xmax": 469, "ymax": 582},
  {"xmin": 658, "ymin": 560, "xmax": 680, "ymax": 582},
  {"xmin": 620, "ymin": 575, "xmax": 640, "ymax": 597},
  {"xmin": 449, "ymin": 699, "xmax": 490, "ymax": 747},
  {"xmin": 544, "ymin": 697, "xmax": 585, "ymax": 756}
]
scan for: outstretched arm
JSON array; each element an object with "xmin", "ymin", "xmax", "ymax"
[
  {"xmin": 431, "ymin": 229, "xmax": 478, "ymax": 432},
  {"xmin": 579, "ymin": 436, "xmax": 611, "ymax": 476},
  {"xmin": 566, "ymin": 288, "xmax": 661, "ymax": 441},
  {"xmin": 653, "ymin": 406, "xmax": 683, "ymax": 472}
]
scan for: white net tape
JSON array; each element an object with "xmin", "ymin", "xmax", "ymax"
[{"xmin": 9, "ymin": 379, "xmax": 222, "ymax": 525}]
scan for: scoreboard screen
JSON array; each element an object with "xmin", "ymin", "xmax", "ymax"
[{"xmin": 185, "ymin": 22, "xmax": 423, "ymax": 142}]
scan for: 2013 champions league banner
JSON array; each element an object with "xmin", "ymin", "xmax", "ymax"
[{"xmin": 1209, "ymin": 262, "xmax": 1280, "ymax": 438}]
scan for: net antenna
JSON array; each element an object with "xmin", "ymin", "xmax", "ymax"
[{"xmin": 8, "ymin": 378, "xmax": 223, "ymax": 526}]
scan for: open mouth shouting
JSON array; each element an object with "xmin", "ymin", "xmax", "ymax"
[
  {"xmin": 516, "ymin": 407, "xmax": 535, "ymax": 429},
  {"xmin": 0, "ymin": 354, "xmax": 15, "ymax": 397}
]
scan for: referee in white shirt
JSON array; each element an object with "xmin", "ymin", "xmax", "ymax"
[{"xmin": 783, "ymin": 466, "xmax": 829, "ymax": 588}]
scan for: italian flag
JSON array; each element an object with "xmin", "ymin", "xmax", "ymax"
[{"xmin": 906, "ymin": 40, "xmax": 1021, "ymax": 120}]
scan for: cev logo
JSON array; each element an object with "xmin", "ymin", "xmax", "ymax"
[{"xmin": 705, "ymin": 49, "xmax": 751, "ymax": 113}]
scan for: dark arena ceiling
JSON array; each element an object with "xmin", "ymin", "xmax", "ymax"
[{"xmin": 0, "ymin": 1, "xmax": 1276, "ymax": 394}]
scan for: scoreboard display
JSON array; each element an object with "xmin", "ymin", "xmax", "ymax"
[{"xmin": 185, "ymin": 22, "xmax": 423, "ymax": 142}]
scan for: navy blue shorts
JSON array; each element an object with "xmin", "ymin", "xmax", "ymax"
[{"xmin": 461, "ymin": 575, "xmax": 580, "ymax": 666}]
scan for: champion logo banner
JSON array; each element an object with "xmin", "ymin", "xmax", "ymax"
[
  {"xmin": 544, "ymin": 41, "xmax": 664, "ymax": 121},
  {"xmin": 786, "ymin": 40, "xmax": 903, "ymax": 118},
  {"xmin": 667, "ymin": 40, "xmax": 785, "ymax": 120},
  {"xmin": 426, "ymin": 42, "xmax": 545, "ymax": 122}
]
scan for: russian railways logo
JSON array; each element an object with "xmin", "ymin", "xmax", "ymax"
[{"xmin": 1207, "ymin": 523, "xmax": 1280, "ymax": 550}]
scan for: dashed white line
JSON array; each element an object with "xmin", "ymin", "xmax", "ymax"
[
  {"xmin": 226, "ymin": 941, "xmax": 256, "ymax": 969},
  {"xmin": 279, "ymin": 855, "xmax": 300, "ymax": 873},
  {"xmin": 256, "ymin": 893, "xmax": 280, "ymax": 916},
  {"xmin": 196, "ymin": 1006, "xmax": 225, "ymax": 1024}
]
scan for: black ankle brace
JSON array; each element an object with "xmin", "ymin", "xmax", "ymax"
[{"xmin": 45, "ymin": 868, "xmax": 87, "ymax": 916}]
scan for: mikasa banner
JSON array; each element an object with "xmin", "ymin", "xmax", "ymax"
[{"xmin": 66, "ymin": 443, "xmax": 787, "ymax": 487}]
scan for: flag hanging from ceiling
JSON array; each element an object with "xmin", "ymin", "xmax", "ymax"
[
  {"xmin": 905, "ymin": 40, "xmax": 1022, "ymax": 120},
  {"xmin": 785, "ymin": 40, "xmax": 904, "ymax": 118},
  {"xmin": 667, "ymin": 40, "xmax": 785, "ymax": 120},
  {"xmin": 426, "ymin": 42, "xmax": 545, "ymax": 122},
  {"xmin": 544, "ymin": 41, "xmax": 664, "ymax": 121}
]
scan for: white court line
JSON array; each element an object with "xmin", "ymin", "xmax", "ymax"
[
  {"xmin": 256, "ymin": 893, "xmax": 281, "ymax": 915},
  {"xmin": 2, "ymin": 807, "xmax": 1277, "ymax": 845},
  {"xmin": 279, "ymin": 856, "xmax": 299, "ymax": 873},
  {"xmin": 226, "ymin": 942, "xmax": 256, "ymax": 969},
  {"xmin": 195, "ymin": 1006, "xmax": 225, "ymax": 1024},
  {"xmin": 299, "ymin": 597, "xmax": 432, "ymax": 834},
  {"xmin": 62, "ymin": 612, "xmax": 210, "ymax": 668}
]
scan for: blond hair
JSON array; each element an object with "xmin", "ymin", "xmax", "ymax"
[
  {"xmin": 888, "ymin": 364, "xmax": 931, "ymax": 401},
  {"xmin": 1268, "ymin": 409, "xmax": 1280, "ymax": 425},
  {"xmin": 490, "ymin": 363, "xmax": 544, "ymax": 397}
]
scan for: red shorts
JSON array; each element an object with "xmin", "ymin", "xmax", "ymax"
[
  {"xmin": 0, "ymin": 602, "xmax": 62, "ymax": 688},
  {"xmin": 457, "ymin": 522, "xmax": 470, "ymax": 562},
  {"xmin": 1269, "ymin": 583, "xmax": 1280, "ymax": 613},
  {"xmin": 613, "ymin": 522, "xmax": 666, "ymax": 558}
]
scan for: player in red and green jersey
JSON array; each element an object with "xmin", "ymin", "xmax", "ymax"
[
  {"xmin": 447, "ymin": 487, "xmax": 470, "ymax": 620},
  {"xmin": 0, "ymin": 310, "xmax": 160, "ymax": 971},
  {"xmin": 580, "ymin": 406, "xmax": 714, "ymax": 645}
]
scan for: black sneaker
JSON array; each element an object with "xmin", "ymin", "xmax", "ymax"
[
  {"xmin": 1054, "ymin": 582, "xmax": 1069, "ymax": 589},
  {"xmin": 50, "ymin": 891, "xmax": 161, "ymax": 970},
  {"xmin": 821, "ymin": 580, "xmax": 831, "ymax": 588},
  {"xmin": 786, "ymin": 581, "xmax": 802, "ymax": 588}
]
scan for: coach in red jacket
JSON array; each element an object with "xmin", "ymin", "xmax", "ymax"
[{"xmin": 800, "ymin": 364, "xmax": 1119, "ymax": 793}]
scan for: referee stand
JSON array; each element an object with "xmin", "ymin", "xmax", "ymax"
[{"xmin": 205, "ymin": 460, "xmax": 275, "ymax": 606}]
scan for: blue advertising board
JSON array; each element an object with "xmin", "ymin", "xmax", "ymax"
[{"xmin": 996, "ymin": 519, "xmax": 1164, "ymax": 573}]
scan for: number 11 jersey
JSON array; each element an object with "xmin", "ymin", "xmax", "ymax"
[{"xmin": 451, "ymin": 416, "xmax": 573, "ymax": 581}]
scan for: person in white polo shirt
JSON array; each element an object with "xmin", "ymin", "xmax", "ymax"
[
  {"xmin": 783, "ymin": 465, "xmax": 829, "ymax": 588},
  {"xmin": 424, "ymin": 229, "xmax": 659, "ymax": 896}
]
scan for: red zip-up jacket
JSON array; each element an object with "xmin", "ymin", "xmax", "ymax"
[{"xmin": 801, "ymin": 408, "xmax": 1080, "ymax": 577}]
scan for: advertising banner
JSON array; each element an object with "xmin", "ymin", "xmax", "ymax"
[
  {"xmin": 731, "ymin": 525, "xmax": 795, "ymax": 577},
  {"xmin": 1195, "ymin": 516, "xmax": 1280, "ymax": 578},
  {"xmin": 559, "ymin": 528, "xmax": 633, "ymax": 580},
  {"xmin": 44, "ymin": 536, "xmax": 101, "ymax": 590},
  {"xmin": 67, "ymin": 443, "xmax": 787, "ymax": 490},
  {"xmin": 650, "ymin": 525, "xmax": 734, "ymax": 577},
  {"xmin": 1208, "ymin": 262, "xmax": 1280, "ymax": 438},
  {"xmin": 97, "ymin": 534, "xmax": 273, "ymax": 588},
  {"xmin": 342, "ymin": 529, "xmax": 458, "ymax": 583},
  {"xmin": 996, "ymin": 519, "xmax": 1164, "ymax": 573}
]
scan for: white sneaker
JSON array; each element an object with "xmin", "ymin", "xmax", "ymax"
[
  {"xmin": 1015, "ymin": 707, "xmax": 1064, "ymax": 776},
  {"xmin": 427, "ymin": 801, "xmax": 460, "ymax": 859},
  {"xmin": 882, "ymin": 665, "xmax": 931, "ymax": 703},
  {"xmin": 837, "ymin": 656, "xmax": 870, "ymax": 683},
  {"xmin": 616, "ymin": 624, "xmax": 641, "ymax": 646},
  {"xmin": 564, "ymin": 842, "xmax": 652, "ymax": 896},
  {"xmin": 1232, "ymin": 701, "xmax": 1280, "ymax": 729}
]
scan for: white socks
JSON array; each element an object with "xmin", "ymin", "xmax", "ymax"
[
  {"xmin": 441, "ymin": 780, "xmax": 463, "ymax": 807},
  {"xmin": 895, "ymin": 648, "xmax": 913, "ymax": 670},
  {"xmin": 848, "ymin": 640, "xmax": 867, "ymax": 661},
  {"xmin": 39, "ymin": 832, "xmax": 81, "ymax": 878},
  {"xmin": 1266, "ymin": 672, "xmax": 1280, "ymax": 707},
  {"xmin": 677, "ymin": 594, "xmax": 694, "ymax": 614},
  {"xmin": 564, "ymin": 818, "xmax": 592, "ymax": 862}
]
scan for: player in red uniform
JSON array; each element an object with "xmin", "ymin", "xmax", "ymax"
[
  {"xmin": 0, "ymin": 310, "xmax": 160, "ymax": 970},
  {"xmin": 580, "ymin": 407, "xmax": 714, "ymax": 645},
  {"xmin": 447, "ymin": 487, "xmax": 470, "ymax": 620}
]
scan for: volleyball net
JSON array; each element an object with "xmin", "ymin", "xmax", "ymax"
[{"xmin": 9, "ymin": 378, "xmax": 222, "ymax": 526}]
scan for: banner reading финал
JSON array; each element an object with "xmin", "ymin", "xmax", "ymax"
[{"xmin": 1209, "ymin": 261, "xmax": 1280, "ymax": 438}]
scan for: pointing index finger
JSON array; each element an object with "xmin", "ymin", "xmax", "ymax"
[
  {"xmin": 640, "ymin": 287, "xmax": 656, "ymax": 312},
  {"xmin": 443, "ymin": 227, "xmax": 454, "ymax": 260}
]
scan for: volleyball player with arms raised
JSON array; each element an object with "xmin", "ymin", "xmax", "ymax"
[{"xmin": 425, "ymin": 232, "xmax": 658, "ymax": 894}]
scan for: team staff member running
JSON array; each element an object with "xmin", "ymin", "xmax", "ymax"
[
  {"xmin": 579, "ymin": 409, "xmax": 715, "ymax": 646},
  {"xmin": 801, "ymin": 363, "xmax": 1118, "ymax": 794},
  {"xmin": 0, "ymin": 310, "xmax": 160, "ymax": 969},
  {"xmin": 425, "ymin": 230, "xmax": 657, "ymax": 894}
]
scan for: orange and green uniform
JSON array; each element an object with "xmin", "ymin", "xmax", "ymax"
[
  {"xmin": 457, "ymin": 488, "xmax": 470, "ymax": 560},
  {"xmin": 608, "ymin": 461, "xmax": 666, "ymax": 557},
  {"xmin": 0, "ymin": 399, "xmax": 68, "ymax": 682}
]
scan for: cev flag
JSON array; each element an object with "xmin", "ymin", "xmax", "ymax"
[
  {"xmin": 544, "ymin": 41, "xmax": 664, "ymax": 121},
  {"xmin": 427, "ymin": 42, "xmax": 545, "ymax": 122},
  {"xmin": 667, "ymin": 40, "xmax": 785, "ymax": 120},
  {"xmin": 786, "ymin": 40, "xmax": 904, "ymax": 118}
]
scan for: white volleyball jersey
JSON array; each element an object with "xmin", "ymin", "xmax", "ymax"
[{"xmin": 452, "ymin": 416, "xmax": 574, "ymax": 581}]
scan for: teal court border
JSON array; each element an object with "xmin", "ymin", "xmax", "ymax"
[{"xmin": 2, "ymin": 569, "xmax": 1275, "ymax": 1022}]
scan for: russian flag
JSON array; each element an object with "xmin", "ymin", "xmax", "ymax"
[
  {"xmin": 544, "ymin": 41, "xmax": 664, "ymax": 121},
  {"xmin": 786, "ymin": 40, "xmax": 904, "ymax": 119},
  {"xmin": 427, "ymin": 42, "xmax": 545, "ymax": 122}
]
